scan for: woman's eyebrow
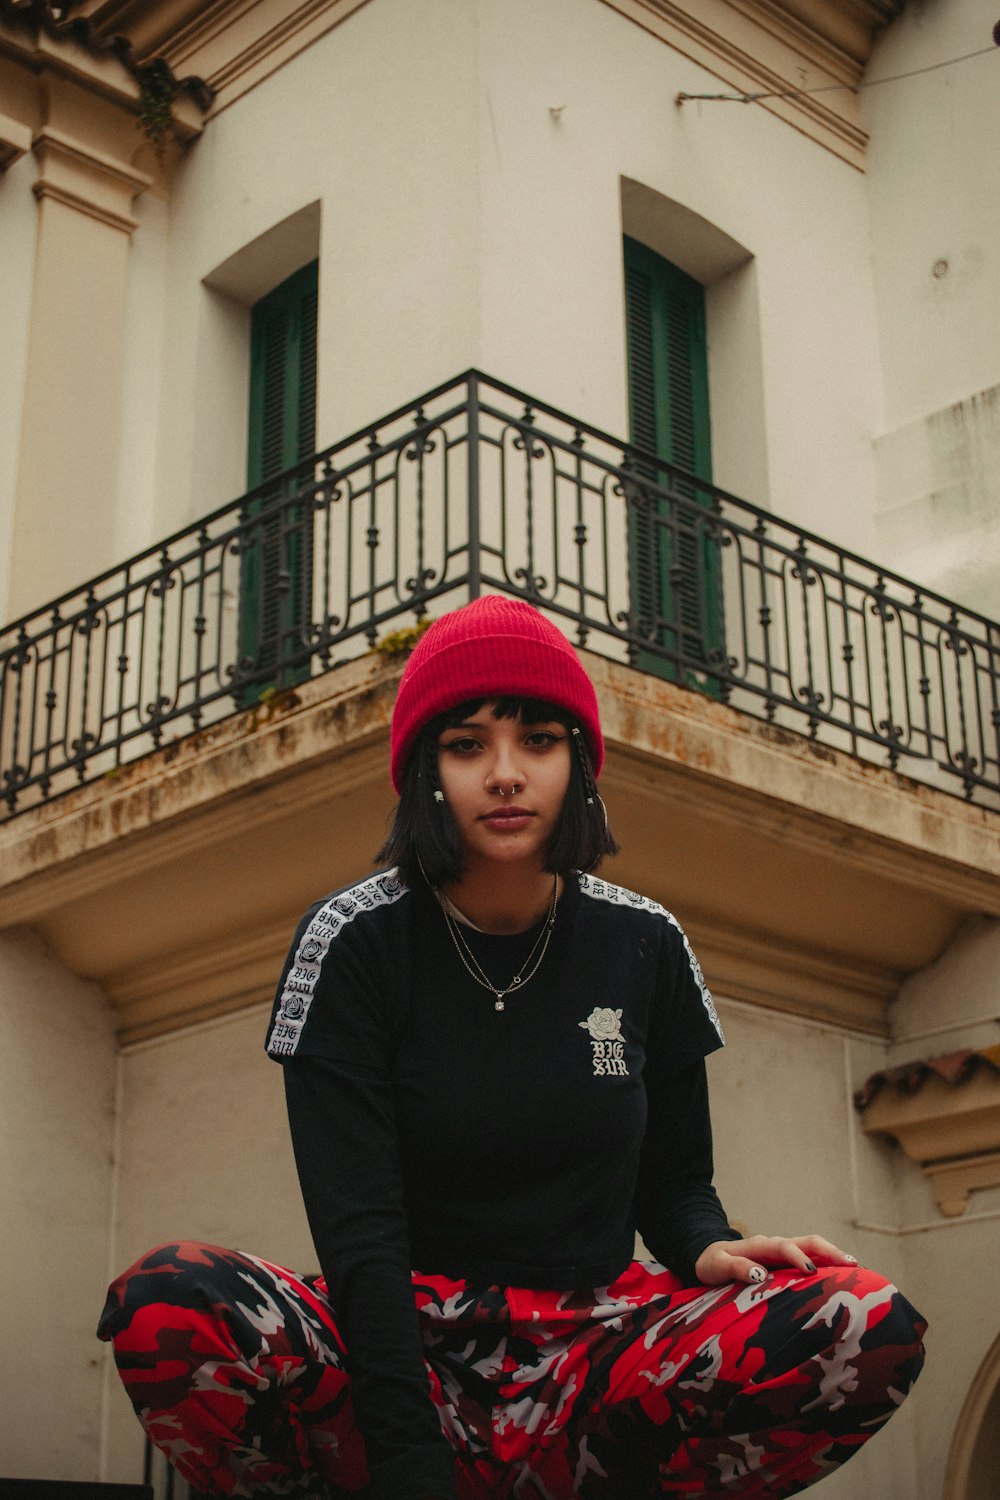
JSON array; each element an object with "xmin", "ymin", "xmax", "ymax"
[{"xmin": 440, "ymin": 716, "xmax": 563, "ymax": 733}]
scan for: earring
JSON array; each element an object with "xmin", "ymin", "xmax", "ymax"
[{"xmin": 433, "ymin": 790, "xmax": 445, "ymax": 803}]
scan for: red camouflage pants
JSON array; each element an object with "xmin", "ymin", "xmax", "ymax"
[{"xmin": 98, "ymin": 1243, "xmax": 925, "ymax": 1499}]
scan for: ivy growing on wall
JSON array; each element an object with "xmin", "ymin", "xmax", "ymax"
[{"xmin": 136, "ymin": 59, "xmax": 176, "ymax": 160}]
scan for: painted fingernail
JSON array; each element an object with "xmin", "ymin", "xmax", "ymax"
[
  {"xmin": 749, "ymin": 1266, "xmax": 766, "ymax": 1284},
  {"xmin": 844, "ymin": 1254, "xmax": 857, "ymax": 1264},
  {"xmin": 804, "ymin": 1260, "xmax": 817, "ymax": 1273}
]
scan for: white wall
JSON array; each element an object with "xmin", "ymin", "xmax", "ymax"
[
  {"xmin": 144, "ymin": 0, "xmax": 480, "ymax": 544},
  {"xmin": 91, "ymin": 0, "xmax": 889, "ymax": 579},
  {"xmin": 864, "ymin": 0, "xmax": 1000, "ymax": 431},
  {"xmin": 711, "ymin": 998, "xmax": 922, "ymax": 1499},
  {"xmin": 865, "ymin": 0, "xmax": 1000, "ymax": 616},
  {"xmin": 474, "ymin": 0, "xmax": 883, "ymax": 551},
  {"xmin": 100, "ymin": 1004, "xmax": 312, "ymax": 1483},
  {"xmin": 9, "ymin": 0, "xmax": 999, "ymax": 628},
  {"xmin": 890, "ymin": 914, "xmax": 1000, "ymax": 1061},
  {"xmin": 0, "ymin": 928, "xmax": 117, "ymax": 1479}
]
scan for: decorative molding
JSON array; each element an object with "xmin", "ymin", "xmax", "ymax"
[
  {"xmin": 925, "ymin": 1153, "xmax": 1000, "ymax": 1220},
  {"xmin": 31, "ymin": 177, "xmax": 138, "ymax": 230},
  {"xmin": 107, "ymin": 914, "xmax": 295, "ymax": 1043},
  {"xmin": 858, "ymin": 1061, "xmax": 1000, "ymax": 1216},
  {"xmin": 598, "ymin": 0, "xmax": 903, "ymax": 169},
  {"xmin": 688, "ymin": 916, "xmax": 897, "ymax": 1035},
  {"xmin": 32, "ymin": 123, "xmax": 151, "ymax": 232}
]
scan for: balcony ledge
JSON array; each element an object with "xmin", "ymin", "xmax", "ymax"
[{"xmin": 1, "ymin": 650, "xmax": 997, "ymax": 1045}]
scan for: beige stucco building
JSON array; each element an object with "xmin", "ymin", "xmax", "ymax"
[{"xmin": 1, "ymin": 1, "xmax": 999, "ymax": 1496}]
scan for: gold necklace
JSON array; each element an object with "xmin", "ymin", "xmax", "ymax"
[{"xmin": 439, "ymin": 875, "xmax": 559, "ymax": 1011}]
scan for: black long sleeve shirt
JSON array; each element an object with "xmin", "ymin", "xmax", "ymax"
[{"xmin": 267, "ymin": 870, "xmax": 737, "ymax": 1500}]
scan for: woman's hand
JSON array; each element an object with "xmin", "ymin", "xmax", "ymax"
[{"xmin": 695, "ymin": 1234, "xmax": 857, "ymax": 1287}]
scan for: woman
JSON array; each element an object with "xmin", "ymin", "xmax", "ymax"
[{"xmin": 99, "ymin": 595, "xmax": 925, "ymax": 1500}]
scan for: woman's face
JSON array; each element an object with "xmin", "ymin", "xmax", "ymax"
[{"xmin": 436, "ymin": 703, "xmax": 572, "ymax": 872}]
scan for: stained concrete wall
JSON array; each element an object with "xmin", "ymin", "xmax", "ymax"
[{"xmin": 0, "ymin": 929, "xmax": 117, "ymax": 1478}]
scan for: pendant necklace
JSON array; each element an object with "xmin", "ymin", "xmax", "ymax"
[{"xmin": 439, "ymin": 874, "xmax": 559, "ymax": 1011}]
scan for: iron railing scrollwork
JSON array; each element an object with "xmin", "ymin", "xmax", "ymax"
[{"xmin": 2, "ymin": 371, "xmax": 999, "ymax": 818}]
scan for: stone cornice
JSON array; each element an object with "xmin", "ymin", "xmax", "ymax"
[
  {"xmin": 0, "ymin": 0, "xmax": 213, "ymax": 110},
  {"xmin": 0, "ymin": 8, "xmax": 209, "ymax": 188},
  {"xmin": 56, "ymin": 0, "xmax": 373, "ymax": 114}
]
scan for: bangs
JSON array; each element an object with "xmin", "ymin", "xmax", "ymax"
[{"xmin": 438, "ymin": 696, "xmax": 573, "ymax": 731}]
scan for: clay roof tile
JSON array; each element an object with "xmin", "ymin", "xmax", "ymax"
[{"xmin": 854, "ymin": 1044, "xmax": 1000, "ymax": 1112}]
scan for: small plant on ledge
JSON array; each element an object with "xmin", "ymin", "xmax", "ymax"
[
  {"xmin": 136, "ymin": 59, "xmax": 176, "ymax": 161},
  {"xmin": 372, "ymin": 619, "xmax": 432, "ymax": 659}
]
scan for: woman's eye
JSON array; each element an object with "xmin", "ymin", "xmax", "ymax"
[
  {"xmin": 525, "ymin": 731, "xmax": 562, "ymax": 748},
  {"xmin": 442, "ymin": 736, "xmax": 480, "ymax": 753}
]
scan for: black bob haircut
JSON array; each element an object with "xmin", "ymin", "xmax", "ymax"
[{"xmin": 375, "ymin": 695, "xmax": 619, "ymax": 889}]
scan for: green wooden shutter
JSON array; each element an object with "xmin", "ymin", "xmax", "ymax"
[
  {"xmin": 623, "ymin": 236, "xmax": 721, "ymax": 688},
  {"xmin": 240, "ymin": 260, "xmax": 318, "ymax": 692}
]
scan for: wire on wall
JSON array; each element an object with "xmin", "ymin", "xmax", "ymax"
[{"xmin": 676, "ymin": 30, "xmax": 1000, "ymax": 106}]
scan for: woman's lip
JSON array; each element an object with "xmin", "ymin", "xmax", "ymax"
[{"xmin": 480, "ymin": 810, "xmax": 534, "ymax": 827}]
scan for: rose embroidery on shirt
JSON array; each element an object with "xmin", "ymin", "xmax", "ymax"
[
  {"xmin": 579, "ymin": 1007, "xmax": 623, "ymax": 1042},
  {"xmin": 579, "ymin": 1008, "xmax": 629, "ymax": 1076}
]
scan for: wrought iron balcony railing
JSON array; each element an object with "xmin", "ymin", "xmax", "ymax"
[{"xmin": 2, "ymin": 371, "xmax": 999, "ymax": 819}]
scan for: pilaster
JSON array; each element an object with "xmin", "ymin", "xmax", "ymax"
[{"xmin": 9, "ymin": 80, "xmax": 151, "ymax": 620}]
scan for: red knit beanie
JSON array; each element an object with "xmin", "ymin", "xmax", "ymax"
[{"xmin": 390, "ymin": 596, "xmax": 604, "ymax": 792}]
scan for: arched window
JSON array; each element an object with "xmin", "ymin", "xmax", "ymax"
[{"xmin": 944, "ymin": 1330, "xmax": 1000, "ymax": 1499}]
